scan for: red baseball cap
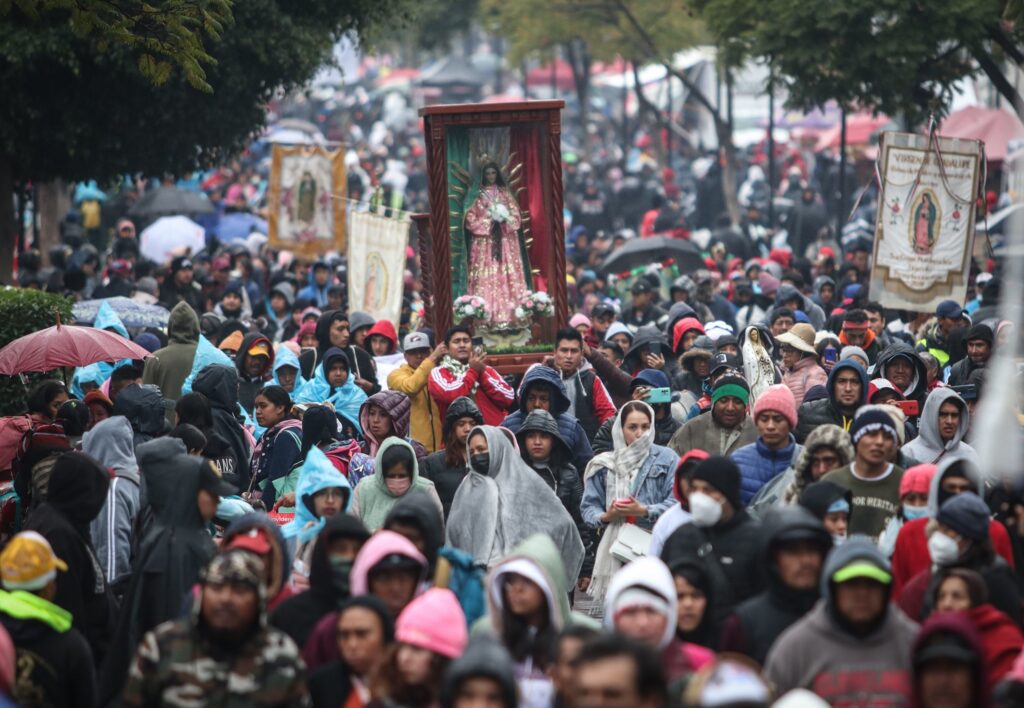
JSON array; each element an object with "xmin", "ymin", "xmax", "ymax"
[{"xmin": 226, "ymin": 528, "xmax": 272, "ymax": 555}]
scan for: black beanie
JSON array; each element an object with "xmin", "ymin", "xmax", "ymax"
[
  {"xmin": 689, "ymin": 455, "xmax": 742, "ymax": 510},
  {"xmin": 965, "ymin": 324, "xmax": 993, "ymax": 346}
]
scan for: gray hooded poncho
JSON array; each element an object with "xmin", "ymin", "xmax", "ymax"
[{"xmin": 445, "ymin": 425, "xmax": 584, "ymax": 583}]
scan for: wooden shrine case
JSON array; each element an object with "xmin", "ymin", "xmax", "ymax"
[{"xmin": 416, "ymin": 100, "xmax": 568, "ymax": 374}]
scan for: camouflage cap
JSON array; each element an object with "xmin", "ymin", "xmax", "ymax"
[{"xmin": 202, "ymin": 549, "xmax": 264, "ymax": 595}]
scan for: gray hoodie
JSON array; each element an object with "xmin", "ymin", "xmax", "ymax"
[
  {"xmin": 85, "ymin": 416, "xmax": 141, "ymax": 584},
  {"xmin": 901, "ymin": 388, "xmax": 979, "ymax": 467},
  {"xmin": 764, "ymin": 537, "xmax": 918, "ymax": 702}
]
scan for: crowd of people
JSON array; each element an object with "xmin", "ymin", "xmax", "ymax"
[{"xmin": 1, "ymin": 87, "xmax": 1023, "ymax": 708}]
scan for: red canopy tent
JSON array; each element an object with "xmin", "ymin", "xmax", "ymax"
[
  {"xmin": 939, "ymin": 106, "xmax": 1024, "ymax": 162},
  {"xmin": 815, "ymin": 113, "xmax": 893, "ymax": 151},
  {"xmin": 526, "ymin": 59, "xmax": 576, "ymax": 91}
]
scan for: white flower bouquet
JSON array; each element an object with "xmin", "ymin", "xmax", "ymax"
[
  {"xmin": 488, "ymin": 202, "xmax": 512, "ymax": 224},
  {"xmin": 453, "ymin": 295, "xmax": 487, "ymax": 321},
  {"xmin": 516, "ymin": 290, "xmax": 554, "ymax": 321}
]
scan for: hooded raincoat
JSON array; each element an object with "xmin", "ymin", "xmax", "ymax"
[
  {"xmin": 873, "ymin": 341, "xmax": 929, "ymax": 405},
  {"xmin": 901, "ymin": 388, "xmax": 979, "ymax": 467},
  {"xmin": 112, "ymin": 384, "xmax": 168, "ymax": 447},
  {"xmin": 476, "ymin": 534, "xmax": 600, "ymax": 703},
  {"xmin": 98, "ymin": 444, "xmax": 218, "ymax": 703},
  {"xmin": 446, "ymin": 426, "xmax": 584, "ymax": 583},
  {"xmin": 293, "ymin": 347, "xmax": 368, "ymax": 434},
  {"xmin": 221, "ymin": 512, "xmax": 294, "ymax": 612},
  {"xmin": 24, "ymin": 452, "xmax": 115, "ymax": 667},
  {"xmin": 350, "ymin": 437, "xmax": 442, "ymax": 532},
  {"xmin": 269, "ymin": 345, "xmax": 307, "ymax": 393},
  {"xmin": 142, "ymin": 301, "xmax": 200, "ymax": 414},
  {"xmin": 193, "ymin": 364, "xmax": 253, "ymax": 487},
  {"xmin": 83, "ymin": 416, "xmax": 140, "ymax": 585},
  {"xmin": 281, "ymin": 446, "xmax": 353, "ymax": 545}
]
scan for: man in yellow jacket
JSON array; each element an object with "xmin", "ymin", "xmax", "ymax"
[{"xmin": 387, "ymin": 332, "xmax": 447, "ymax": 453}]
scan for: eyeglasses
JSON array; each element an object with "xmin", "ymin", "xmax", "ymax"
[{"xmin": 313, "ymin": 488, "xmax": 345, "ymax": 500}]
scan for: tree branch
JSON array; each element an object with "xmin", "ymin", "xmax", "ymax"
[
  {"xmin": 974, "ymin": 47, "xmax": 1024, "ymax": 120},
  {"xmin": 988, "ymin": 24, "xmax": 1024, "ymax": 66}
]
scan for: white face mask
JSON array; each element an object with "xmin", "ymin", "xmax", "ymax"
[
  {"xmin": 928, "ymin": 532, "xmax": 961, "ymax": 567},
  {"xmin": 832, "ymin": 533, "xmax": 847, "ymax": 546},
  {"xmin": 689, "ymin": 492, "xmax": 723, "ymax": 527}
]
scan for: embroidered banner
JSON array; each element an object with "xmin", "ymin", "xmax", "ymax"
[
  {"xmin": 869, "ymin": 131, "xmax": 983, "ymax": 312},
  {"xmin": 347, "ymin": 209, "xmax": 410, "ymax": 326},
  {"xmin": 267, "ymin": 145, "xmax": 346, "ymax": 257}
]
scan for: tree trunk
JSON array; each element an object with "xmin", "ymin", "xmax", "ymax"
[
  {"xmin": 0, "ymin": 156, "xmax": 14, "ymax": 285},
  {"xmin": 36, "ymin": 180, "xmax": 70, "ymax": 265},
  {"xmin": 975, "ymin": 48, "xmax": 1024, "ymax": 120},
  {"xmin": 566, "ymin": 39, "xmax": 592, "ymax": 162},
  {"xmin": 718, "ymin": 127, "xmax": 742, "ymax": 227}
]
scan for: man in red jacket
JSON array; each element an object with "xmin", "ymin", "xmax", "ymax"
[{"xmin": 428, "ymin": 326, "xmax": 514, "ymax": 427}]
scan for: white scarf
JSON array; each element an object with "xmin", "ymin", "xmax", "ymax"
[{"xmin": 583, "ymin": 402, "xmax": 655, "ymax": 603}]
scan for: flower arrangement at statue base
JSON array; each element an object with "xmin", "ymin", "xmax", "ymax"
[
  {"xmin": 510, "ymin": 290, "xmax": 554, "ymax": 343},
  {"xmin": 452, "ymin": 295, "xmax": 487, "ymax": 328}
]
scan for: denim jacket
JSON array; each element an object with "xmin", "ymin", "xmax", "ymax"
[{"xmin": 581, "ymin": 444, "xmax": 679, "ymax": 530}]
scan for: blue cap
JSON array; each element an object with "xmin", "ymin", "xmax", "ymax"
[
  {"xmin": 631, "ymin": 369, "xmax": 670, "ymax": 390},
  {"xmin": 936, "ymin": 299, "xmax": 965, "ymax": 318}
]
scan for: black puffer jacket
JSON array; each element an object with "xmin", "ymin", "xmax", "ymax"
[
  {"xmin": 660, "ymin": 509, "xmax": 766, "ymax": 624},
  {"xmin": 719, "ymin": 506, "xmax": 830, "ymax": 664},
  {"xmin": 420, "ymin": 396, "xmax": 483, "ymax": 519}
]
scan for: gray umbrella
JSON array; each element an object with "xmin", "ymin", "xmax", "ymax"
[{"xmin": 128, "ymin": 186, "xmax": 214, "ymax": 217}]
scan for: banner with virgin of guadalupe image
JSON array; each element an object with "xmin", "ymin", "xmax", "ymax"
[
  {"xmin": 869, "ymin": 131, "xmax": 983, "ymax": 312},
  {"xmin": 268, "ymin": 145, "xmax": 347, "ymax": 258},
  {"xmin": 347, "ymin": 209, "xmax": 410, "ymax": 326}
]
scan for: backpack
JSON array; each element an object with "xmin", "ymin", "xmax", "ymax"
[
  {"xmin": 435, "ymin": 546, "xmax": 487, "ymax": 627},
  {"xmin": 0, "ymin": 416, "xmax": 33, "ymax": 475}
]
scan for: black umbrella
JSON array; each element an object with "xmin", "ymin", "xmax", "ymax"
[
  {"xmin": 128, "ymin": 186, "xmax": 214, "ymax": 217},
  {"xmin": 599, "ymin": 236, "xmax": 705, "ymax": 276}
]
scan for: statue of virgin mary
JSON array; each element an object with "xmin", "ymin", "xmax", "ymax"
[{"xmin": 463, "ymin": 161, "xmax": 531, "ymax": 327}]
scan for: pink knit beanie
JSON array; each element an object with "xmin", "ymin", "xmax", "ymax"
[
  {"xmin": 752, "ymin": 384, "xmax": 797, "ymax": 429},
  {"xmin": 395, "ymin": 588, "xmax": 467, "ymax": 659},
  {"xmin": 899, "ymin": 464, "xmax": 937, "ymax": 498}
]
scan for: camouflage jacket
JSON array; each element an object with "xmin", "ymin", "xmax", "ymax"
[{"xmin": 122, "ymin": 617, "xmax": 309, "ymax": 708}]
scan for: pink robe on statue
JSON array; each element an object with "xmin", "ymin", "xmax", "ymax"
[{"xmin": 464, "ymin": 185, "xmax": 528, "ymax": 327}]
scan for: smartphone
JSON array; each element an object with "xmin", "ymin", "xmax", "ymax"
[
  {"xmin": 823, "ymin": 346, "xmax": 838, "ymax": 367},
  {"xmin": 471, "ymin": 336, "xmax": 483, "ymax": 347},
  {"xmin": 646, "ymin": 387, "xmax": 672, "ymax": 404},
  {"xmin": 613, "ymin": 497, "xmax": 634, "ymax": 506},
  {"xmin": 892, "ymin": 399, "xmax": 919, "ymax": 417},
  {"xmin": 647, "ymin": 342, "xmax": 662, "ymax": 357}
]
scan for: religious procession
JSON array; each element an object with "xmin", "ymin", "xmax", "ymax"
[{"xmin": 3, "ymin": 2, "xmax": 1024, "ymax": 707}]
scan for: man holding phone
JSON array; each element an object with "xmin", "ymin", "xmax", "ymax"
[
  {"xmin": 428, "ymin": 326, "xmax": 514, "ymax": 427},
  {"xmin": 873, "ymin": 342, "xmax": 929, "ymax": 409}
]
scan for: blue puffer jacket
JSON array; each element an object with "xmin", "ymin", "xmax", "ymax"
[
  {"xmin": 731, "ymin": 435, "xmax": 803, "ymax": 505},
  {"xmin": 501, "ymin": 364, "xmax": 594, "ymax": 472},
  {"xmin": 581, "ymin": 444, "xmax": 678, "ymax": 530}
]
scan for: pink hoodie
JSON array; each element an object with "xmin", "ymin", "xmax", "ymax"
[{"xmin": 349, "ymin": 530, "xmax": 427, "ymax": 596}]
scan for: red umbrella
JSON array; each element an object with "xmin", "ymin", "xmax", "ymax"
[
  {"xmin": 815, "ymin": 113, "xmax": 893, "ymax": 151},
  {"xmin": 0, "ymin": 318, "xmax": 152, "ymax": 375}
]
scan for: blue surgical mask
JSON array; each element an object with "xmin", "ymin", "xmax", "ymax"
[{"xmin": 903, "ymin": 503, "xmax": 928, "ymax": 521}]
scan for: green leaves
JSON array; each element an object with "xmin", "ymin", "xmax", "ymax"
[
  {"xmin": 0, "ymin": 288, "xmax": 73, "ymax": 415},
  {"xmin": 3, "ymin": 0, "xmax": 234, "ymax": 92},
  {"xmin": 696, "ymin": 0, "xmax": 1012, "ymax": 125}
]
